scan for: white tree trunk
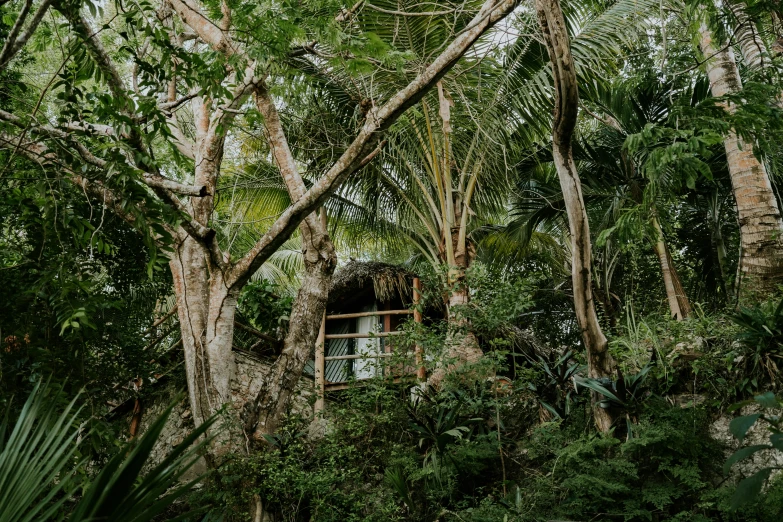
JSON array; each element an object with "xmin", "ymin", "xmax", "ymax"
[
  {"xmin": 169, "ymin": 235, "xmax": 239, "ymax": 458},
  {"xmin": 536, "ymin": 0, "xmax": 615, "ymax": 432},
  {"xmin": 699, "ymin": 20, "xmax": 783, "ymax": 298}
]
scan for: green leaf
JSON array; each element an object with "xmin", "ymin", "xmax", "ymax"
[
  {"xmin": 730, "ymin": 414, "xmax": 762, "ymax": 442},
  {"xmin": 731, "ymin": 468, "xmax": 772, "ymax": 509},
  {"xmin": 724, "ymin": 445, "xmax": 771, "ymax": 475},
  {"xmin": 754, "ymin": 392, "xmax": 779, "ymax": 409}
]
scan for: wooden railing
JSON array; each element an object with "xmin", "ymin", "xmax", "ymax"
[{"xmin": 314, "ymin": 277, "xmax": 423, "ymax": 412}]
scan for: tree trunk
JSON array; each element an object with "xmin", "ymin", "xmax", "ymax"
[
  {"xmin": 244, "ymin": 89, "xmax": 337, "ymax": 439},
  {"xmin": 170, "ymin": 235, "xmax": 239, "ymax": 458},
  {"xmin": 427, "ymin": 223, "xmax": 483, "ymax": 388},
  {"xmin": 246, "ymin": 216, "xmax": 335, "ymax": 439},
  {"xmin": 698, "ymin": 20, "xmax": 783, "ymax": 298},
  {"xmin": 535, "ymin": 0, "xmax": 615, "ymax": 433},
  {"xmin": 730, "ymin": 2, "xmax": 768, "ymax": 69},
  {"xmin": 651, "ymin": 215, "xmax": 691, "ymax": 320}
]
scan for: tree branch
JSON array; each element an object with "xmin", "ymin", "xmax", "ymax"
[
  {"xmin": 0, "ymin": 109, "xmax": 206, "ymax": 197},
  {"xmin": 0, "ymin": 0, "xmax": 54, "ymax": 71},
  {"xmin": 168, "ymin": 0, "xmax": 239, "ymax": 56},
  {"xmin": 226, "ymin": 0, "xmax": 519, "ymax": 287},
  {"xmin": 159, "ymin": 93, "xmax": 198, "ymax": 112},
  {"xmin": 0, "ymin": 131, "xmax": 175, "ymax": 241}
]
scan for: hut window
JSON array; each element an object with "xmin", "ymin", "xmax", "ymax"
[{"xmin": 354, "ymin": 303, "xmax": 382, "ymax": 379}]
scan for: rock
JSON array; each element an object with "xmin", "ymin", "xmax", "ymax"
[
  {"xmin": 710, "ymin": 404, "xmax": 783, "ymax": 482},
  {"xmin": 668, "ymin": 393, "xmax": 706, "ymax": 408}
]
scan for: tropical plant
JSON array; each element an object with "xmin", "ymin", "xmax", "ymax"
[
  {"xmin": 722, "ymin": 295, "xmax": 783, "ymax": 397},
  {"xmin": 407, "ymin": 386, "xmax": 483, "ymax": 466},
  {"xmin": 526, "ymin": 350, "xmax": 583, "ymax": 420},
  {"xmin": 0, "ymin": 381, "xmax": 214, "ymax": 522},
  {"xmin": 724, "ymin": 392, "xmax": 783, "ymax": 509},
  {"xmin": 574, "ymin": 363, "xmax": 654, "ymax": 438}
]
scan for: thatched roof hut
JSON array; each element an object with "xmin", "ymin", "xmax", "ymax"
[{"xmin": 327, "ymin": 260, "xmax": 417, "ymax": 313}]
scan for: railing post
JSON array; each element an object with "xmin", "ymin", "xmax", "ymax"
[
  {"xmin": 314, "ymin": 310, "xmax": 326, "ymax": 414},
  {"xmin": 413, "ymin": 277, "xmax": 425, "ymax": 381},
  {"xmin": 315, "ymin": 206, "xmax": 328, "ymax": 414}
]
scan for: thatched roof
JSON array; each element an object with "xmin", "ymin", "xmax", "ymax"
[{"xmin": 328, "ymin": 260, "xmax": 416, "ymax": 307}]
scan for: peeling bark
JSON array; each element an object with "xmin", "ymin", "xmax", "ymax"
[{"xmin": 535, "ymin": 0, "xmax": 615, "ymax": 432}]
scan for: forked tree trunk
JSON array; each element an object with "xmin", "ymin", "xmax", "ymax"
[
  {"xmin": 535, "ymin": 0, "xmax": 615, "ymax": 433},
  {"xmin": 698, "ymin": 20, "xmax": 783, "ymax": 298},
  {"xmin": 169, "ymin": 101, "xmax": 241, "ymax": 456},
  {"xmin": 651, "ymin": 215, "xmax": 691, "ymax": 320}
]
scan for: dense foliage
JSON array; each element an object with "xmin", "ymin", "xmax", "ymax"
[{"xmin": 1, "ymin": 0, "xmax": 783, "ymax": 520}]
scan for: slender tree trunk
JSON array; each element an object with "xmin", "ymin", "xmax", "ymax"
[
  {"xmin": 427, "ymin": 225, "xmax": 483, "ymax": 388},
  {"xmin": 246, "ymin": 216, "xmax": 335, "ymax": 439},
  {"xmin": 698, "ymin": 20, "xmax": 783, "ymax": 298},
  {"xmin": 244, "ymin": 88, "xmax": 337, "ymax": 439},
  {"xmin": 651, "ymin": 215, "xmax": 691, "ymax": 320},
  {"xmin": 535, "ymin": 0, "xmax": 615, "ymax": 433}
]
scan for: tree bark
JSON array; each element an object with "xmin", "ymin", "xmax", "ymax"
[
  {"xmin": 535, "ymin": 0, "xmax": 615, "ymax": 432},
  {"xmin": 244, "ymin": 88, "xmax": 337, "ymax": 440},
  {"xmin": 698, "ymin": 20, "xmax": 783, "ymax": 299},
  {"xmin": 245, "ymin": 221, "xmax": 335, "ymax": 438},
  {"xmin": 651, "ymin": 215, "xmax": 691, "ymax": 320},
  {"xmin": 730, "ymin": 2, "xmax": 768, "ymax": 69},
  {"xmin": 169, "ymin": 236, "xmax": 239, "ymax": 458}
]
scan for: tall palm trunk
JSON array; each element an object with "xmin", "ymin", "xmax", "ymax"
[
  {"xmin": 428, "ymin": 224, "xmax": 484, "ymax": 388},
  {"xmin": 698, "ymin": 20, "xmax": 783, "ymax": 298},
  {"xmin": 651, "ymin": 215, "xmax": 691, "ymax": 320},
  {"xmin": 535, "ymin": 0, "xmax": 615, "ymax": 433},
  {"xmin": 423, "ymin": 86, "xmax": 484, "ymax": 388},
  {"xmin": 730, "ymin": 2, "xmax": 768, "ymax": 69}
]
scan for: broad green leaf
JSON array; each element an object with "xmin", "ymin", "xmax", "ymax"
[
  {"xmin": 754, "ymin": 392, "xmax": 779, "ymax": 409},
  {"xmin": 731, "ymin": 468, "xmax": 772, "ymax": 509},
  {"xmin": 730, "ymin": 414, "xmax": 762, "ymax": 443},
  {"xmin": 724, "ymin": 445, "xmax": 771, "ymax": 475}
]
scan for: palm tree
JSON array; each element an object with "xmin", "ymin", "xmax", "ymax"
[
  {"xmin": 697, "ymin": 4, "xmax": 783, "ymax": 298},
  {"xmin": 511, "ymin": 75, "xmax": 699, "ymax": 320}
]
